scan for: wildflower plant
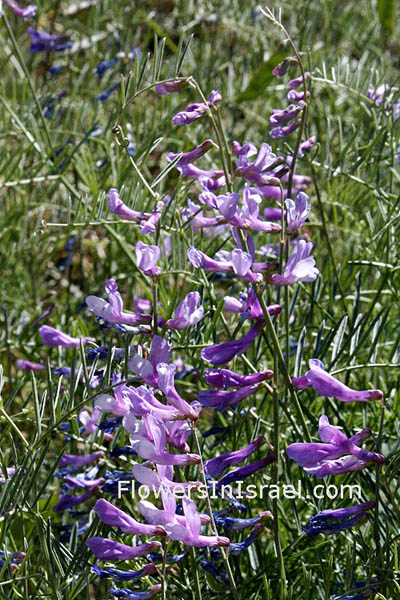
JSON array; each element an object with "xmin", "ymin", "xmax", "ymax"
[{"xmin": 0, "ymin": 1, "xmax": 400, "ymax": 600}]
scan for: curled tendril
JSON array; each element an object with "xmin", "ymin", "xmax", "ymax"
[{"xmin": 112, "ymin": 125, "xmax": 130, "ymax": 148}]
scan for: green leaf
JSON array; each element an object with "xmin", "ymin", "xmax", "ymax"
[
  {"xmin": 236, "ymin": 51, "xmax": 288, "ymax": 102},
  {"xmin": 378, "ymin": 0, "xmax": 395, "ymax": 36}
]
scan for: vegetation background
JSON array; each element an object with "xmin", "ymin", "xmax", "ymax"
[{"xmin": 0, "ymin": 0, "xmax": 399, "ymax": 598}]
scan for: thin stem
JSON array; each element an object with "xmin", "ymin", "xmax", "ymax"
[
  {"xmin": 161, "ymin": 538, "xmax": 169, "ymax": 600},
  {"xmin": 190, "ymin": 547, "xmax": 203, "ymax": 600},
  {"xmin": 191, "ymin": 424, "xmax": 239, "ymax": 600}
]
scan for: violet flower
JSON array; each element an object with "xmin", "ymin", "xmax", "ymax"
[
  {"xmin": 201, "ymin": 321, "xmax": 264, "ymax": 366},
  {"xmin": 16, "ymin": 359, "xmax": 45, "ymax": 372},
  {"xmin": 292, "ymin": 359, "xmax": 383, "ymax": 402},
  {"xmin": 53, "ymin": 488, "xmax": 96, "ymax": 512},
  {"xmin": 224, "ymin": 286, "xmax": 281, "ymax": 320},
  {"xmin": 285, "ymin": 192, "xmax": 310, "ymax": 233},
  {"xmin": 198, "ymin": 383, "xmax": 260, "ymax": 411},
  {"xmin": 272, "ymin": 56, "xmax": 298, "ymax": 76},
  {"xmin": 181, "ymin": 200, "xmax": 225, "ymax": 232},
  {"xmin": 288, "ymin": 72, "xmax": 311, "ymax": 88},
  {"xmin": 6, "ymin": 0, "xmax": 36, "ymax": 19},
  {"xmin": 28, "ymin": 28, "xmax": 72, "ymax": 53},
  {"xmin": 139, "ymin": 202, "xmax": 163, "ymax": 235},
  {"xmin": 298, "ymin": 136, "xmax": 317, "ymax": 157},
  {"xmin": 39, "ymin": 325, "xmax": 90, "ymax": 348},
  {"xmin": 165, "ymin": 291, "xmax": 204, "ymax": 330},
  {"xmin": 228, "ymin": 523, "xmax": 263, "ymax": 555},
  {"xmin": 91, "ymin": 563, "xmax": 157, "ymax": 581},
  {"xmin": 155, "ymin": 79, "xmax": 188, "ymax": 95},
  {"xmin": 269, "ymin": 103, "xmax": 304, "ymax": 126},
  {"xmin": 156, "ymin": 363, "xmax": 200, "ymax": 420},
  {"xmin": 135, "ymin": 241, "xmax": 162, "ymax": 277},
  {"xmin": 94, "ymin": 498, "xmax": 166, "ymax": 536},
  {"xmin": 234, "ymin": 142, "xmax": 282, "ymax": 186},
  {"xmin": 132, "ymin": 463, "xmax": 201, "ymax": 492},
  {"xmin": 167, "ymin": 139, "xmax": 215, "ymax": 166},
  {"xmin": 59, "ymin": 451, "xmax": 104, "ymax": 468},
  {"xmin": 204, "ymin": 437, "xmax": 265, "ymax": 478},
  {"xmin": 270, "ymin": 119, "xmax": 301, "ymax": 139},
  {"xmin": 87, "ymin": 538, "xmax": 161, "ymax": 561},
  {"xmin": 108, "ymin": 586, "xmax": 162, "ymax": 599},
  {"xmin": 268, "ymin": 240, "xmax": 319, "ymax": 285},
  {"xmin": 216, "ymin": 455, "xmax": 276, "ymax": 487},
  {"xmin": 303, "ymin": 501, "xmax": 375, "ymax": 537},
  {"xmin": 86, "ymin": 279, "xmax": 151, "ymax": 326},
  {"xmin": 173, "ymin": 103, "xmax": 208, "ymax": 126},
  {"xmin": 214, "ymin": 510, "xmax": 272, "ymax": 531},
  {"xmin": 204, "ymin": 368, "xmax": 273, "ymax": 388},
  {"xmin": 286, "ymin": 415, "xmax": 385, "ymax": 478},
  {"xmin": 107, "ymin": 188, "xmax": 143, "ymax": 221}
]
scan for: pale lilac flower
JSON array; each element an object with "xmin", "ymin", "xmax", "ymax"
[
  {"xmin": 181, "ymin": 200, "xmax": 224, "ymax": 232},
  {"xmin": 135, "ymin": 241, "xmax": 162, "ymax": 276},
  {"xmin": 201, "ymin": 321, "xmax": 264, "ymax": 366},
  {"xmin": 287, "ymin": 415, "xmax": 385, "ymax": 478},
  {"xmin": 292, "ymin": 359, "xmax": 383, "ymax": 402},
  {"xmin": 156, "ymin": 363, "xmax": 200, "ymax": 420},
  {"xmin": 139, "ymin": 490, "xmax": 209, "ymax": 527},
  {"xmin": 16, "ymin": 359, "xmax": 45, "ymax": 372},
  {"xmin": 272, "ymin": 56, "xmax": 298, "ymax": 76},
  {"xmin": 166, "ymin": 291, "xmax": 204, "ymax": 330},
  {"xmin": 155, "ymin": 79, "xmax": 188, "ymax": 95},
  {"xmin": 367, "ymin": 84, "xmax": 389, "ymax": 106},
  {"xmin": 139, "ymin": 202, "xmax": 163, "ymax": 235},
  {"xmin": 187, "ymin": 247, "xmax": 232, "ymax": 273},
  {"xmin": 39, "ymin": 325, "xmax": 90, "ymax": 348},
  {"xmin": 234, "ymin": 142, "xmax": 282, "ymax": 186},
  {"xmin": 269, "ymin": 240, "xmax": 318, "ymax": 285},
  {"xmin": 94, "ymin": 498, "xmax": 166, "ymax": 536},
  {"xmin": 86, "ymin": 279, "xmax": 151, "ymax": 325},
  {"xmin": 128, "ymin": 335, "xmax": 170, "ymax": 387},
  {"xmin": 122, "ymin": 385, "xmax": 182, "ymax": 421},
  {"xmin": 270, "ymin": 103, "xmax": 304, "ymax": 126},
  {"xmin": 208, "ymin": 90, "xmax": 222, "ymax": 105},
  {"xmin": 285, "ymin": 192, "xmax": 310, "ymax": 233},
  {"xmin": 287, "ymin": 89, "xmax": 311, "ymax": 102},
  {"xmin": 6, "ymin": 0, "xmax": 36, "ymax": 19},
  {"xmin": 132, "ymin": 463, "xmax": 201, "ymax": 492},
  {"xmin": 224, "ymin": 286, "xmax": 281, "ymax": 320},
  {"xmin": 288, "ymin": 72, "xmax": 311, "ymax": 88},
  {"xmin": 0, "ymin": 468, "xmax": 16, "ymax": 483},
  {"xmin": 87, "ymin": 538, "xmax": 161, "ymax": 561},
  {"xmin": 166, "ymin": 497, "xmax": 230, "ymax": 548}
]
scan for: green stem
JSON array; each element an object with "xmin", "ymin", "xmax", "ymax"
[{"xmin": 190, "ymin": 547, "xmax": 203, "ymax": 600}]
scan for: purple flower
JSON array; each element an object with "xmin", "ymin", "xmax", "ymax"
[
  {"xmin": 6, "ymin": 0, "xmax": 36, "ymax": 19},
  {"xmin": 201, "ymin": 321, "xmax": 264, "ymax": 366},
  {"xmin": 155, "ymin": 79, "xmax": 188, "ymax": 95},
  {"xmin": 128, "ymin": 335, "xmax": 170, "ymax": 387},
  {"xmin": 234, "ymin": 142, "xmax": 282, "ymax": 186},
  {"xmin": 139, "ymin": 202, "xmax": 163, "ymax": 235},
  {"xmin": 269, "ymin": 103, "xmax": 304, "ymax": 126},
  {"xmin": 204, "ymin": 368, "xmax": 273, "ymax": 388},
  {"xmin": 216, "ymin": 455, "xmax": 275, "ymax": 487},
  {"xmin": 52, "ymin": 488, "xmax": 96, "ymax": 512},
  {"xmin": 270, "ymin": 119, "xmax": 301, "ymax": 139},
  {"xmin": 167, "ymin": 139, "xmax": 215, "ymax": 166},
  {"xmin": 135, "ymin": 241, "xmax": 162, "ymax": 277},
  {"xmin": 214, "ymin": 510, "xmax": 272, "ymax": 531},
  {"xmin": 39, "ymin": 325, "xmax": 90, "ymax": 348},
  {"xmin": 165, "ymin": 497, "xmax": 230, "ymax": 548},
  {"xmin": 16, "ymin": 359, "xmax": 45, "ymax": 372},
  {"xmin": 181, "ymin": 200, "xmax": 225, "ymax": 232},
  {"xmin": 204, "ymin": 437, "xmax": 265, "ymax": 478},
  {"xmin": 298, "ymin": 136, "xmax": 317, "ymax": 157},
  {"xmin": 96, "ymin": 57, "xmax": 118, "ymax": 79},
  {"xmin": 91, "ymin": 563, "xmax": 157, "ymax": 581},
  {"xmin": 269, "ymin": 240, "xmax": 318, "ymax": 285},
  {"xmin": 173, "ymin": 103, "xmax": 208, "ymax": 126},
  {"xmin": 107, "ymin": 585, "xmax": 162, "ymax": 599},
  {"xmin": 59, "ymin": 451, "xmax": 104, "ymax": 468},
  {"xmin": 272, "ymin": 56, "xmax": 298, "ymax": 76},
  {"xmin": 216, "ymin": 187, "xmax": 282, "ymax": 233},
  {"xmin": 187, "ymin": 247, "xmax": 232, "ymax": 274},
  {"xmin": 94, "ymin": 499, "xmax": 166, "ymax": 536},
  {"xmin": 166, "ymin": 292, "xmax": 204, "ymax": 330},
  {"xmin": 97, "ymin": 82, "xmax": 119, "ymax": 103},
  {"xmin": 224, "ymin": 286, "xmax": 281, "ymax": 320},
  {"xmin": 107, "ymin": 189, "xmax": 143, "ymax": 221},
  {"xmin": 292, "ymin": 359, "xmax": 383, "ymax": 402},
  {"xmin": 28, "ymin": 28, "xmax": 71, "ymax": 53},
  {"xmin": 287, "ymin": 89, "xmax": 311, "ymax": 102},
  {"xmin": 286, "ymin": 415, "xmax": 385, "ymax": 478},
  {"xmin": 208, "ymin": 90, "xmax": 222, "ymax": 105},
  {"xmin": 367, "ymin": 84, "xmax": 389, "ymax": 106},
  {"xmin": 156, "ymin": 364, "xmax": 200, "ymax": 420},
  {"xmin": 86, "ymin": 538, "xmax": 161, "ymax": 561},
  {"xmin": 228, "ymin": 523, "xmax": 263, "ymax": 555},
  {"xmin": 288, "ymin": 72, "xmax": 311, "ymax": 89},
  {"xmin": 198, "ymin": 383, "xmax": 260, "ymax": 411},
  {"xmin": 86, "ymin": 279, "xmax": 151, "ymax": 326},
  {"xmin": 303, "ymin": 501, "xmax": 375, "ymax": 537},
  {"xmin": 285, "ymin": 192, "xmax": 310, "ymax": 233}
]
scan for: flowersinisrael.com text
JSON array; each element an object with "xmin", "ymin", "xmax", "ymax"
[{"xmin": 117, "ymin": 480, "xmax": 362, "ymax": 502}]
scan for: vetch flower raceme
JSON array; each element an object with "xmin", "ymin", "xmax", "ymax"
[
  {"xmin": 292, "ymin": 359, "xmax": 383, "ymax": 402},
  {"xmin": 286, "ymin": 415, "xmax": 385, "ymax": 478}
]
